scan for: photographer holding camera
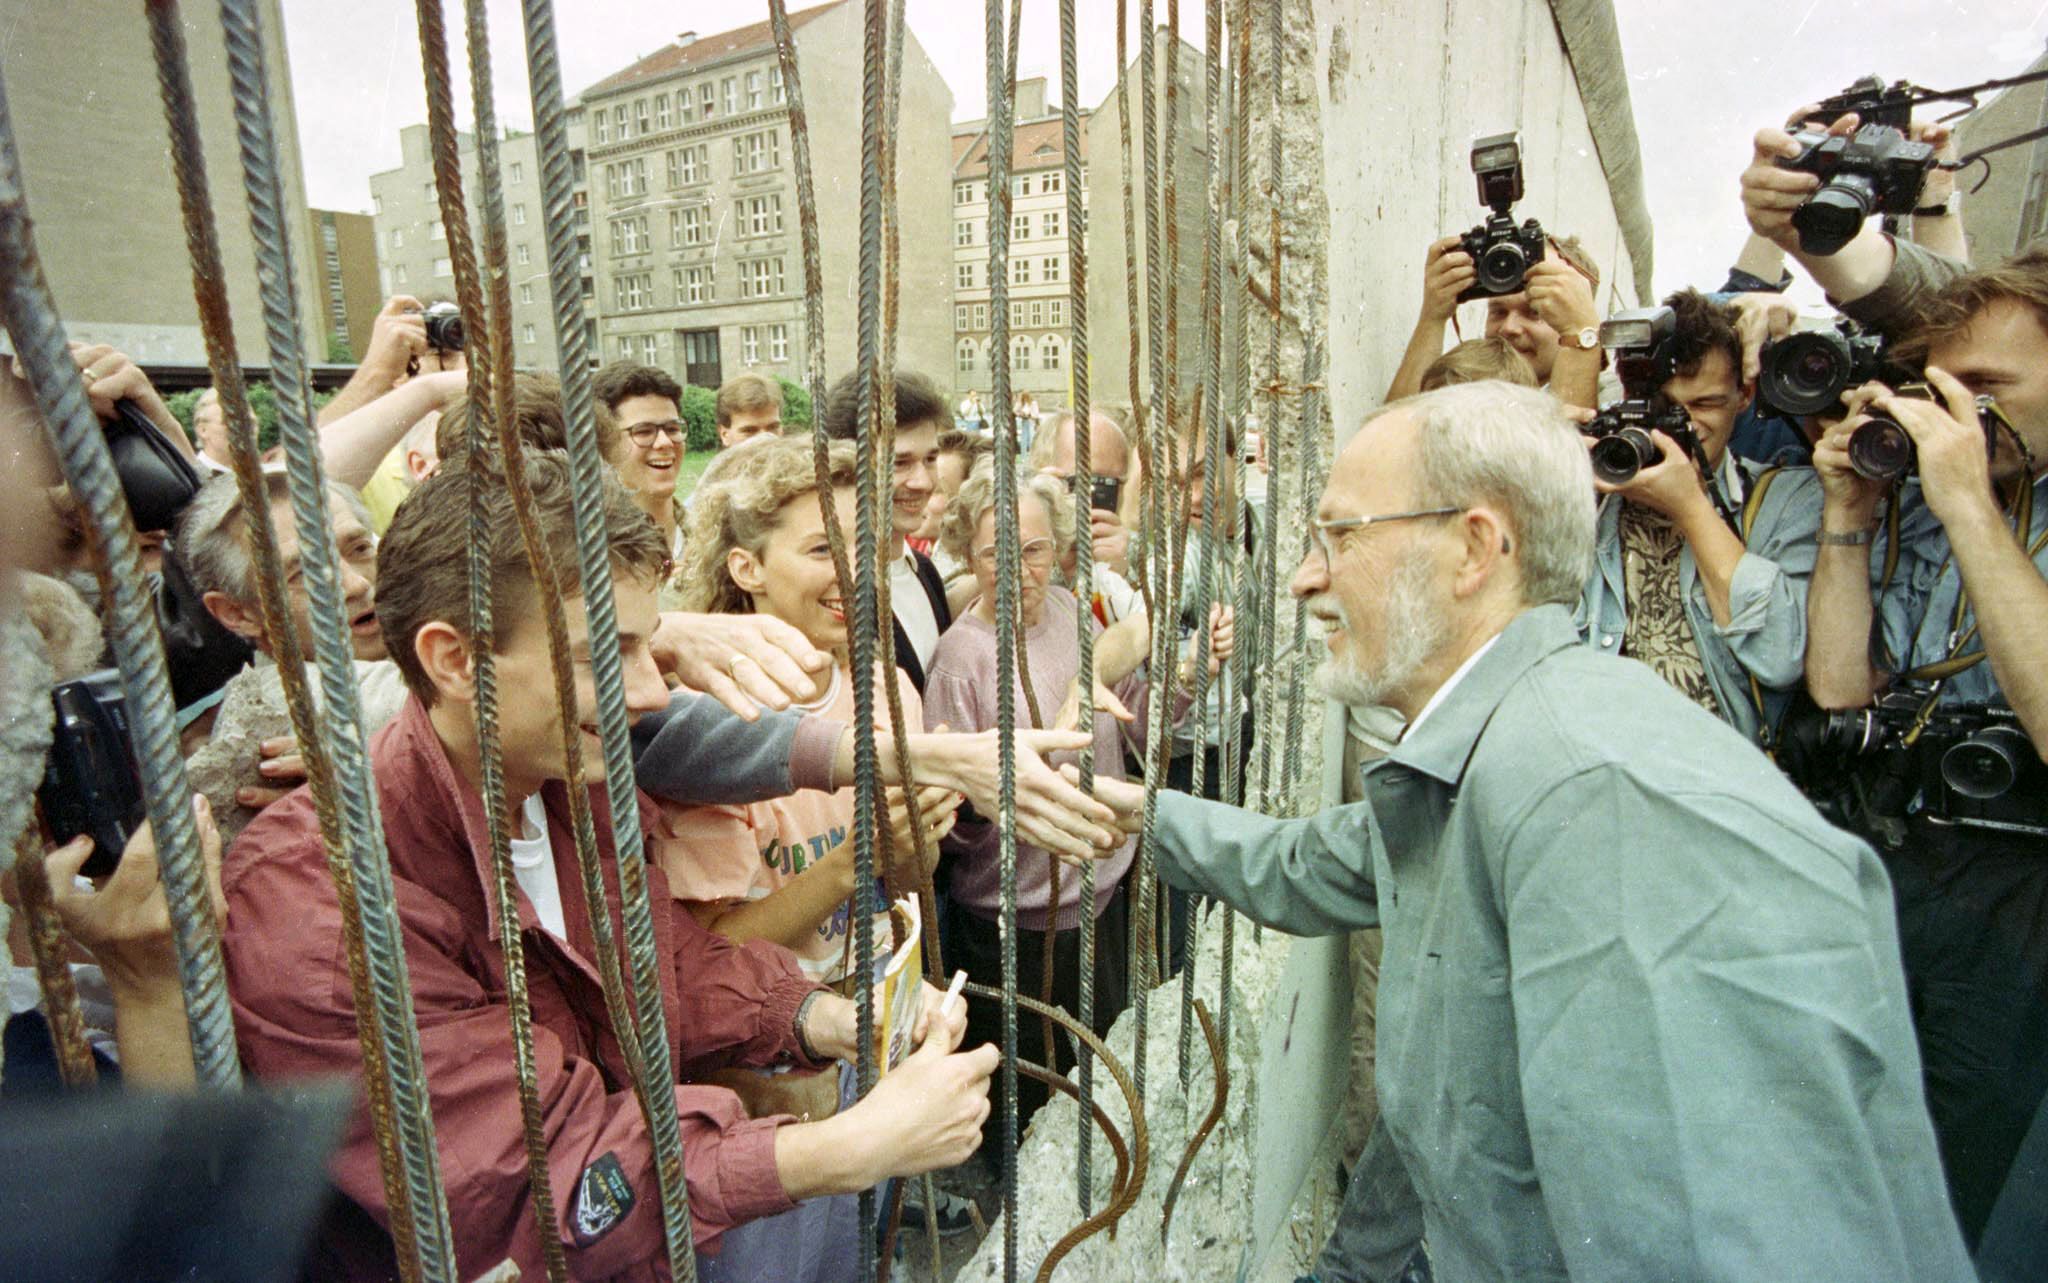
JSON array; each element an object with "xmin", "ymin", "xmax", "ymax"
[
  {"xmin": 1801, "ymin": 244, "xmax": 2048, "ymax": 1251},
  {"xmin": 1386, "ymin": 134, "xmax": 1606, "ymax": 412}
]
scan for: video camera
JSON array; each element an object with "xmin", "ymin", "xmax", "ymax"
[
  {"xmin": 1843, "ymin": 382, "xmax": 2007, "ymax": 484},
  {"xmin": 1578, "ymin": 307, "xmax": 1701, "ymax": 487},
  {"xmin": 1777, "ymin": 123, "xmax": 1937, "ymax": 256},
  {"xmin": 1456, "ymin": 132, "xmax": 1547, "ymax": 302},
  {"xmin": 1786, "ymin": 685, "xmax": 2048, "ymax": 838},
  {"xmin": 1756, "ymin": 320, "xmax": 1905, "ymax": 418}
]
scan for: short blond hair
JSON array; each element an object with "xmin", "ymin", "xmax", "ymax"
[
  {"xmin": 715, "ymin": 371, "xmax": 783, "ymax": 426},
  {"xmin": 939, "ymin": 456, "xmax": 1075, "ymax": 567},
  {"xmin": 676, "ymin": 435, "xmax": 858, "ymax": 615},
  {"xmin": 1419, "ymin": 337, "xmax": 1538, "ymax": 391}
]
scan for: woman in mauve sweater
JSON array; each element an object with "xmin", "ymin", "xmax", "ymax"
[{"xmin": 923, "ymin": 459, "xmax": 1230, "ymax": 1148}]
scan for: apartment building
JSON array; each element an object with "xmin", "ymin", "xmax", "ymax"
[
  {"xmin": 1954, "ymin": 41, "xmax": 2048, "ymax": 265},
  {"xmin": 0, "ymin": 0, "xmax": 323, "ymax": 364},
  {"xmin": 951, "ymin": 78, "xmax": 1088, "ymax": 410},
  {"xmin": 369, "ymin": 114, "xmax": 594, "ymax": 374},
  {"xmin": 580, "ymin": 1, "xmax": 954, "ymax": 391},
  {"xmin": 308, "ymin": 209, "xmax": 381, "ymax": 360}
]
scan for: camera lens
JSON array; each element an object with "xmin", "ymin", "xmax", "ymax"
[
  {"xmin": 1760, "ymin": 331, "xmax": 1853, "ymax": 417},
  {"xmin": 1588, "ymin": 429, "xmax": 1654, "ymax": 487},
  {"xmin": 1794, "ymin": 177, "xmax": 1876, "ymax": 257},
  {"xmin": 1478, "ymin": 240, "xmax": 1529, "ymax": 294},
  {"xmin": 1820, "ymin": 708, "xmax": 1881, "ymax": 756},
  {"xmin": 1848, "ymin": 416, "xmax": 1914, "ymax": 483},
  {"xmin": 1940, "ymin": 725, "xmax": 2031, "ymax": 801}
]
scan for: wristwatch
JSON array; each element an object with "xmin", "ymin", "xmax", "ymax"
[{"xmin": 1559, "ymin": 325, "xmax": 1600, "ymax": 351}]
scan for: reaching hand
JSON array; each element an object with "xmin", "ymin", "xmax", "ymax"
[
  {"xmin": 237, "ymin": 736, "xmax": 308, "ymax": 810},
  {"xmin": 1059, "ymin": 766, "xmax": 1144, "ymax": 841},
  {"xmin": 45, "ymin": 795, "xmax": 225, "ymax": 999},
  {"xmin": 880, "ymin": 784, "xmax": 960, "ymax": 889},
  {"xmin": 1053, "ymin": 674, "xmax": 1134, "ymax": 735},
  {"xmin": 1727, "ymin": 291, "xmax": 1800, "ymax": 386},
  {"xmin": 1741, "ymin": 111, "xmax": 1860, "ymax": 254},
  {"xmin": 912, "ymin": 728, "xmax": 1120, "ymax": 859},
  {"xmin": 840, "ymin": 1001, "xmax": 994, "ymax": 1178},
  {"xmin": 1206, "ymin": 602, "xmax": 1235, "ymax": 673},
  {"xmin": 362, "ymin": 295, "xmax": 429, "ymax": 382},
  {"xmin": 1089, "ymin": 509, "xmax": 1131, "ymax": 575},
  {"xmin": 652, "ymin": 611, "xmax": 833, "ymax": 719},
  {"xmin": 66, "ymin": 343, "xmax": 185, "ymax": 447}
]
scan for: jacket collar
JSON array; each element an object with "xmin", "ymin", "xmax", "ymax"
[{"xmin": 1378, "ymin": 604, "xmax": 1581, "ymax": 787}]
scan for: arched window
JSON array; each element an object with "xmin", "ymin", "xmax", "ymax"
[
  {"xmin": 1040, "ymin": 335, "xmax": 1062, "ymax": 371},
  {"xmin": 957, "ymin": 338, "xmax": 977, "ymax": 373},
  {"xmin": 1012, "ymin": 335, "xmax": 1033, "ymax": 372}
]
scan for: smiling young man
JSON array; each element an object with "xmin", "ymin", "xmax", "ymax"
[
  {"xmin": 219, "ymin": 451, "xmax": 998, "ymax": 1281},
  {"xmin": 818, "ymin": 369, "xmax": 953, "ymax": 690},
  {"xmin": 713, "ymin": 372, "xmax": 785, "ymax": 450},
  {"xmin": 1573, "ymin": 288, "xmax": 1821, "ymax": 745},
  {"xmin": 594, "ymin": 362, "xmax": 690, "ymax": 568}
]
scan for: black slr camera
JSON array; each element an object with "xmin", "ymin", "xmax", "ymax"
[
  {"xmin": 1756, "ymin": 320, "xmax": 1902, "ymax": 418},
  {"xmin": 1579, "ymin": 307, "xmax": 1699, "ymax": 486},
  {"xmin": 1776, "ymin": 123, "xmax": 1936, "ymax": 256},
  {"xmin": 1794, "ymin": 686, "xmax": 2048, "ymax": 838},
  {"xmin": 1456, "ymin": 132, "xmax": 1546, "ymax": 302},
  {"xmin": 1843, "ymin": 382, "xmax": 2008, "ymax": 484},
  {"xmin": 420, "ymin": 300, "xmax": 465, "ymax": 352}
]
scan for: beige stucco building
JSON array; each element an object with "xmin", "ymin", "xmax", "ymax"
[
  {"xmin": 577, "ymin": 1, "xmax": 954, "ymax": 393},
  {"xmin": 1953, "ymin": 42, "xmax": 2048, "ymax": 266},
  {"xmin": 1, "ymin": 0, "xmax": 324, "ymax": 365}
]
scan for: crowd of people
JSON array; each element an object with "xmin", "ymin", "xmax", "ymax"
[{"xmin": 3, "ymin": 83, "xmax": 2046, "ymax": 1283}]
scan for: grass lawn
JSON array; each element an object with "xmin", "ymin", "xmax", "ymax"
[{"xmin": 673, "ymin": 449, "xmax": 719, "ymax": 502}]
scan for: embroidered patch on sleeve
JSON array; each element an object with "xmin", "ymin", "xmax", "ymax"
[{"xmin": 572, "ymin": 1152, "xmax": 637, "ymax": 1246}]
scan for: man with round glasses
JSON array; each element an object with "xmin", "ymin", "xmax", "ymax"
[
  {"xmin": 1082, "ymin": 381, "xmax": 1967, "ymax": 1281},
  {"xmin": 594, "ymin": 362, "xmax": 691, "ymax": 580}
]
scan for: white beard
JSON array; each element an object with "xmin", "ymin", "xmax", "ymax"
[{"xmin": 1312, "ymin": 554, "xmax": 1447, "ymax": 709}]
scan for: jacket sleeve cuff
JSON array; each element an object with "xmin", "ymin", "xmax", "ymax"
[
  {"xmin": 678, "ymin": 1099, "xmax": 797, "ymax": 1250},
  {"xmin": 750, "ymin": 946, "xmax": 834, "ymax": 1070},
  {"xmin": 789, "ymin": 715, "xmax": 846, "ymax": 793}
]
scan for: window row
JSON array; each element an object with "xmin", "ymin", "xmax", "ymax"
[
  {"xmin": 953, "ymin": 171, "xmax": 1064, "ymax": 205},
  {"xmin": 591, "ymin": 65, "xmax": 787, "ymax": 146},
  {"xmin": 611, "ymin": 324, "xmax": 789, "ymax": 366},
  {"xmin": 607, "ymin": 199, "xmax": 778, "ymax": 255},
  {"xmin": 609, "ymin": 258, "xmax": 787, "ymax": 311},
  {"xmin": 954, "ymin": 210, "xmax": 1066, "ymax": 246},
  {"xmin": 953, "ymin": 299, "xmax": 1067, "ymax": 331},
  {"xmin": 956, "ymin": 334, "xmax": 1065, "ymax": 373},
  {"xmin": 953, "ymin": 256, "xmax": 1068, "ymax": 288},
  {"xmin": 607, "ymin": 130, "xmax": 781, "ymax": 199}
]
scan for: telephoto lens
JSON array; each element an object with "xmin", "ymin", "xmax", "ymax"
[
  {"xmin": 1589, "ymin": 428, "xmax": 1657, "ymax": 486},
  {"xmin": 1793, "ymin": 174, "xmax": 1878, "ymax": 257}
]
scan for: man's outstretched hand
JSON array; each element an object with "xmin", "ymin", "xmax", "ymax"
[{"xmin": 652, "ymin": 611, "xmax": 833, "ymax": 719}]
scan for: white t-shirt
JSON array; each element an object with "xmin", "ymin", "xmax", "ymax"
[
  {"xmin": 508, "ymin": 793, "xmax": 567, "ymax": 941},
  {"xmin": 891, "ymin": 551, "xmax": 940, "ymax": 673}
]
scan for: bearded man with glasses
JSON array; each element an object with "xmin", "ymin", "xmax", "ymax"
[{"xmin": 1080, "ymin": 381, "xmax": 1968, "ymax": 1281}]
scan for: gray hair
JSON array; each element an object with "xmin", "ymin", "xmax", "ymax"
[
  {"xmin": 1028, "ymin": 406, "xmax": 1130, "ymax": 474},
  {"xmin": 173, "ymin": 465, "xmax": 372, "ymax": 606},
  {"xmin": 940, "ymin": 455, "xmax": 1077, "ymax": 567},
  {"xmin": 1391, "ymin": 381, "xmax": 1595, "ymax": 608}
]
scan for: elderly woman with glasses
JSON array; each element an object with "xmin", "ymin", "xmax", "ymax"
[{"xmin": 923, "ymin": 456, "xmax": 1230, "ymax": 1158}]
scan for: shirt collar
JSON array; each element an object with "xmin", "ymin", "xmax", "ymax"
[
  {"xmin": 1379, "ymin": 604, "xmax": 1583, "ymax": 786},
  {"xmin": 1402, "ymin": 632, "xmax": 1501, "ymax": 739}
]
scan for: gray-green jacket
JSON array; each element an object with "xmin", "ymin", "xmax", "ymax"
[{"xmin": 1152, "ymin": 604, "xmax": 1970, "ymax": 1281}]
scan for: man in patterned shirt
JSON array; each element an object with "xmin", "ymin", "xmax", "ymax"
[{"xmin": 1573, "ymin": 288, "xmax": 1822, "ymax": 745}]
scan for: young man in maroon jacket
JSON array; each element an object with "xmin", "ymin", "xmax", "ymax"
[{"xmin": 220, "ymin": 451, "xmax": 997, "ymax": 1280}]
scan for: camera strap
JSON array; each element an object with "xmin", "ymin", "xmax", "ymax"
[{"xmin": 1903, "ymin": 475, "xmax": 2046, "ymax": 686}]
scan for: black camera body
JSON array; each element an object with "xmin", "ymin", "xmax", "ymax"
[
  {"xmin": 420, "ymin": 300, "xmax": 465, "ymax": 353},
  {"xmin": 1806, "ymin": 74, "xmax": 1917, "ymax": 132},
  {"xmin": 1756, "ymin": 322, "xmax": 1904, "ymax": 418},
  {"xmin": 1845, "ymin": 383, "xmax": 2007, "ymax": 484},
  {"xmin": 1777, "ymin": 124, "xmax": 1936, "ymax": 256},
  {"xmin": 36, "ymin": 669, "xmax": 145, "ymax": 879},
  {"xmin": 1579, "ymin": 307, "xmax": 1703, "ymax": 486},
  {"xmin": 1805, "ymin": 688, "xmax": 2048, "ymax": 838},
  {"xmin": 1456, "ymin": 132, "xmax": 1547, "ymax": 302}
]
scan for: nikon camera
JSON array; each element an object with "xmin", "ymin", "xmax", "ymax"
[
  {"xmin": 1456, "ymin": 132, "xmax": 1546, "ymax": 302},
  {"xmin": 1776, "ymin": 123, "xmax": 1937, "ymax": 256},
  {"xmin": 1579, "ymin": 307, "xmax": 1698, "ymax": 486},
  {"xmin": 1788, "ymin": 687, "xmax": 2048, "ymax": 839},
  {"xmin": 1756, "ymin": 321, "xmax": 1901, "ymax": 418}
]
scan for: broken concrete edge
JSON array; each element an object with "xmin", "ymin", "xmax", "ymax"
[{"xmin": 1546, "ymin": 0, "xmax": 1657, "ymax": 305}]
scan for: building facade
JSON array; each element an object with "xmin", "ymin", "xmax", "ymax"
[
  {"xmin": 308, "ymin": 209, "xmax": 382, "ymax": 360},
  {"xmin": 0, "ymin": 0, "xmax": 324, "ymax": 365},
  {"xmin": 579, "ymin": 1, "xmax": 954, "ymax": 394},
  {"xmin": 950, "ymin": 78, "xmax": 1089, "ymax": 412},
  {"xmin": 368, "ymin": 115, "xmax": 594, "ymax": 375},
  {"xmin": 1954, "ymin": 42, "xmax": 2048, "ymax": 266}
]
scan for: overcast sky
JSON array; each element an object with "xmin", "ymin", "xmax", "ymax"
[{"xmin": 286, "ymin": 0, "xmax": 2048, "ymax": 304}]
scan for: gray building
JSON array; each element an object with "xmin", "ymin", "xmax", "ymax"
[
  {"xmin": 369, "ymin": 116, "xmax": 594, "ymax": 375},
  {"xmin": 1954, "ymin": 42, "xmax": 2048, "ymax": 265},
  {"xmin": 578, "ymin": 1, "xmax": 955, "ymax": 393},
  {"xmin": 1, "ymin": 0, "xmax": 324, "ymax": 364},
  {"xmin": 951, "ymin": 78, "xmax": 1091, "ymax": 411},
  {"xmin": 1082, "ymin": 34, "xmax": 1211, "ymax": 417},
  {"xmin": 309, "ymin": 208, "xmax": 382, "ymax": 361}
]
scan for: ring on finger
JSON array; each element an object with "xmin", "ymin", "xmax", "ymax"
[{"xmin": 727, "ymin": 652, "xmax": 748, "ymax": 676}]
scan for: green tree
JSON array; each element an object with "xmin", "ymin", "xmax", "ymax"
[
  {"xmin": 325, "ymin": 332, "xmax": 356, "ymax": 363},
  {"xmin": 679, "ymin": 384, "xmax": 719, "ymax": 452},
  {"xmin": 777, "ymin": 376, "xmax": 813, "ymax": 430}
]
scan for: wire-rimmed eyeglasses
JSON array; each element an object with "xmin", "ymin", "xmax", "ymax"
[{"xmin": 1308, "ymin": 506, "xmax": 1461, "ymax": 576}]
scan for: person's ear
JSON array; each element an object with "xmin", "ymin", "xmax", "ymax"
[
  {"xmin": 727, "ymin": 546, "xmax": 768, "ymax": 597},
  {"xmin": 1450, "ymin": 505, "xmax": 1512, "ymax": 600},
  {"xmin": 203, "ymin": 589, "xmax": 266, "ymax": 647},
  {"xmin": 1736, "ymin": 378, "xmax": 1756, "ymax": 416},
  {"xmin": 413, "ymin": 619, "xmax": 478, "ymax": 705}
]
